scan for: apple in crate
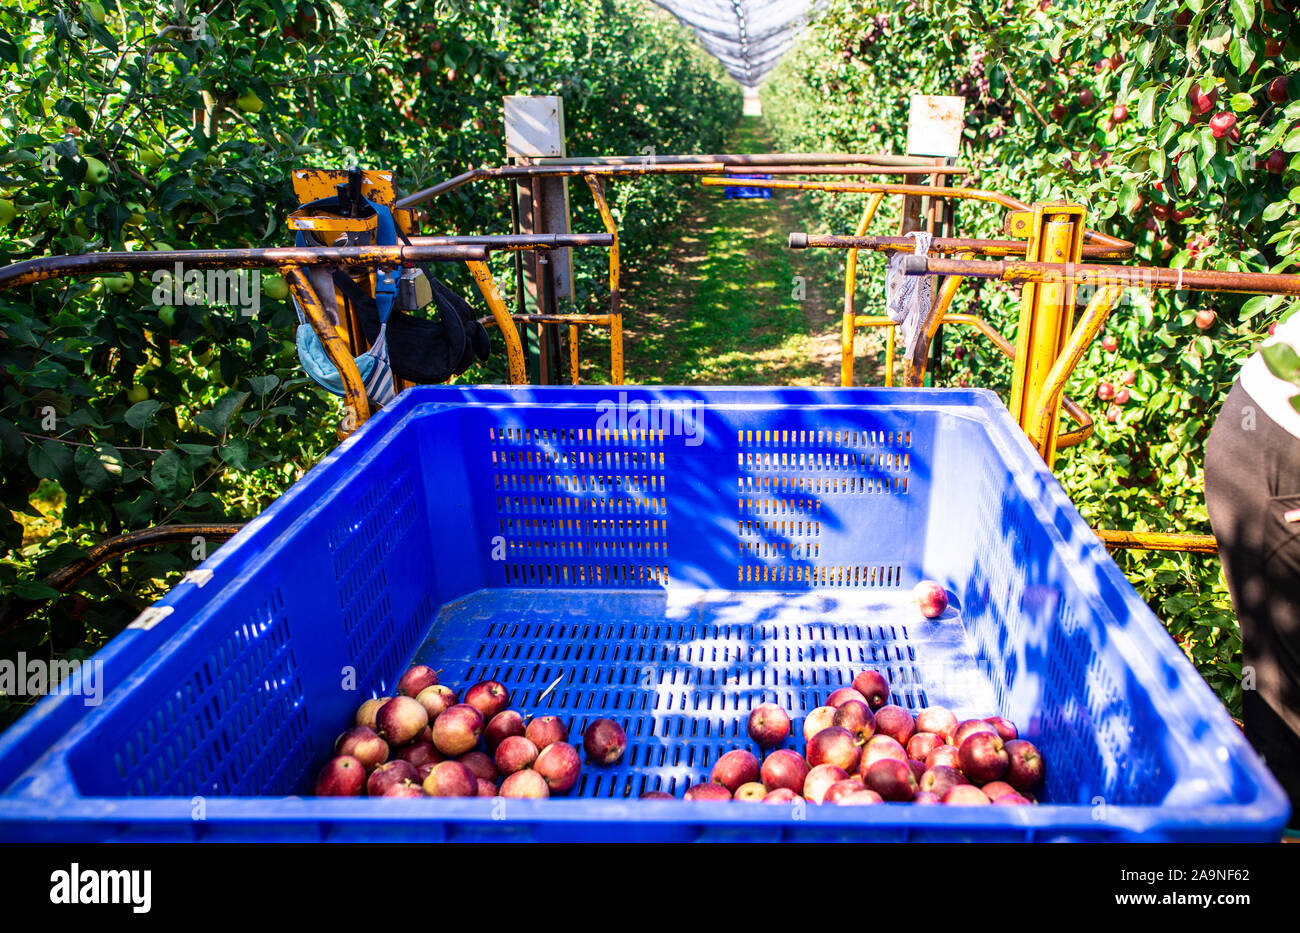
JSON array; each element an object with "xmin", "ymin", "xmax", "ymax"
[
  {"xmin": 535, "ymin": 741, "xmax": 582, "ymax": 793},
  {"xmin": 415, "ymin": 685, "xmax": 457, "ymax": 720},
  {"xmin": 375, "ymin": 696, "xmax": 428, "ymax": 747},
  {"xmin": 807, "ymin": 726, "xmax": 861, "ymax": 773},
  {"xmin": 500, "ymin": 770, "xmax": 550, "ymax": 798},
  {"xmin": 747, "ymin": 703, "xmax": 791, "ymax": 747},
  {"xmin": 397, "ymin": 665, "xmax": 439, "ymax": 697},
  {"xmin": 525, "ymin": 716, "xmax": 568, "ymax": 751},
  {"xmin": 804, "ymin": 764, "xmax": 850, "ymax": 804},
  {"xmin": 710, "ymin": 750, "xmax": 760, "ymax": 793},
  {"xmin": 832, "ymin": 700, "xmax": 875, "ymax": 744},
  {"xmin": 334, "ymin": 726, "xmax": 389, "ymax": 772},
  {"xmin": 985, "ymin": 716, "xmax": 1019, "ymax": 741},
  {"xmin": 422, "ymin": 760, "xmax": 477, "ymax": 798},
  {"xmin": 913, "ymin": 580, "xmax": 949, "ymax": 618},
  {"xmin": 762, "ymin": 787, "xmax": 800, "ymax": 803},
  {"xmin": 862, "ymin": 758, "xmax": 917, "ymax": 802},
  {"xmin": 458, "ymin": 751, "xmax": 498, "ymax": 782},
  {"xmin": 852, "ymin": 670, "xmax": 890, "ymax": 710},
  {"xmin": 827, "ymin": 687, "xmax": 868, "ymax": 708},
  {"xmin": 761, "ymin": 749, "xmax": 810, "ymax": 793},
  {"xmin": 583, "ymin": 719, "xmax": 627, "ymax": 765},
  {"xmin": 925, "ymin": 744, "xmax": 961, "ymax": 770},
  {"xmin": 463, "ymin": 680, "xmax": 510, "ymax": 720},
  {"xmin": 838, "ymin": 789, "xmax": 884, "ymax": 805},
  {"xmin": 958, "ymin": 732, "xmax": 1010, "ymax": 783},
  {"xmin": 366, "ymin": 760, "xmax": 419, "ymax": 797},
  {"xmin": 432, "ymin": 704, "xmax": 484, "ymax": 756},
  {"xmin": 494, "ymin": 735, "xmax": 539, "ymax": 776},
  {"xmin": 873, "ymin": 705, "xmax": 915, "ymax": 746},
  {"xmin": 859, "ymin": 735, "xmax": 908, "ymax": 771},
  {"xmin": 354, "ymin": 697, "xmax": 389, "ymax": 730},
  {"xmin": 484, "ymin": 710, "xmax": 525, "ymax": 751},
  {"xmin": 943, "ymin": 784, "xmax": 992, "ymax": 805},
  {"xmin": 802, "ymin": 706, "xmax": 837, "ymax": 742},
  {"xmin": 915, "ymin": 706, "xmax": 958, "ymax": 743},
  {"xmin": 953, "ymin": 719, "xmax": 998, "ymax": 747},
  {"xmin": 734, "ymin": 782, "xmax": 767, "ymax": 802},
  {"xmin": 315, "ymin": 755, "xmax": 366, "ymax": 796},
  {"xmin": 684, "ymin": 782, "xmax": 732, "ymax": 801},
  {"xmin": 1004, "ymin": 739, "xmax": 1045, "ymax": 791}
]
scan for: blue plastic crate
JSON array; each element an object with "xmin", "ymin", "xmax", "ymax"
[
  {"xmin": 0, "ymin": 387, "xmax": 1286, "ymax": 841},
  {"xmin": 722, "ymin": 173, "xmax": 772, "ymax": 199}
]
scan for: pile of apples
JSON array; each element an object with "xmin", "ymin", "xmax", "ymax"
[
  {"xmin": 656, "ymin": 666, "xmax": 1045, "ymax": 806},
  {"xmin": 313, "ymin": 665, "xmax": 627, "ymax": 799}
]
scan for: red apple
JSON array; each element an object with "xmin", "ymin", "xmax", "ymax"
[
  {"xmin": 1209, "ymin": 111, "xmax": 1236, "ymax": 139},
  {"xmin": 1050, "ymin": 102, "xmax": 1066, "ymax": 120},
  {"xmin": 684, "ymin": 782, "xmax": 732, "ymax": 801},
  {"xmin": 334, "ymin": 726, "xmax": 389, "ymax": 772},
  {"xmin": 524, "ymin": 715, "xmax": 568, "ymax": 751},
  {"xmin": 483, "ymin": 709, "xmax": 525, "ymax": 751},
  {"xmin": 859, "ymin": 734, "xmax": 909, "ymax": 772},
  {"xmin": 415, "ymin": 685, "xmax": 457, "ymax": 721},
  {"xmin": 762, "ymin": 787, "xmax": 800, "ymax": 803},
  {"xmin": 431, "ymin": 704, "xmax": 484, "ymax": 756},
  {"xmin": 838, "ymin": 789, "xmax": 884, "ymax": 805},
  {"xmin": 366, "ymin": 759, "xmax": 419, "ymax": 797},
  {"xmin": 1079, "ymin": 88, "xmax": 1095, "ymax": 108},
  {"xmin": 1102, "ymin": 334, "xmax": 1118, "ymax": 352},
  {"xmin": 582, "ymin": 719, "xmax": 627, "ymax": 765},
  {"xmin": 804, "ymin": 764, "xmax": 850, "ymax": 803},
  {"xmin": 862, "ymin": 758, "xmax": 917, "ymax": 801},
  {"xmin": 913, "ymin": 580, "xmax": 949, "ymax": 618},
  {"xmin": 463, "ymin": 680, "xmax": 510, "ymax": 721},
  {"xmin": 824, "ymin": 779, "xmax": 865, "ymax": 804},
  {"xmin": 912, "ymin": 791, "xmax": 943, "ymax": 804},
  {"xmin": 422, "ymin": 760, "xmax": 476, "ymax": 797},
  {"xmin": 993, "ymin": 792, "xmax": 1032, "ymax": 805},
  {"xmin": 500, "ymin": 769, "xmax": 549, "ymax": 798},
  {"xmin": 984, "ymin": 716, "xmax": 1019, "ymax": 741},
  {"xmin": 959, "ymin": 732, "xmax": 1010, "ymax": 783},
  {"xmin": 1004, "ymin": 739, "xmax": 1046, "ymax": 790},
  {"xmin": 1107, "ymin": 404, "xmax": 1121, "ymax": 424},
  {"xmin": 494, "ymin": 735, "xmax": 539, "ymax": 775},
  {"xmin": 827, "ymin": 687, "xmax": 869, "ymax": 708},
  {"xmin": 807, "ymin": 726, "xmax": 862, "ymax": 772},
  {"xmin": 641, "ymin": 790, "xmax": 674, "ymax": 800},
  {"xmin": 397, "ymin": 741, "xmax": 443, "ymax": 769},
  {"xmin": 355, "ymin": 697, "xmax": 389, "ymax": 730},
  {"xmin": 943, "ymin": 784, "xmax": 992, "ymax": 805},
  {"xmin": 851, "ymin": 670, "xmax": 891, "ymax": 710},
  {"xmin": 397, "ymin": 665, "xmax": 439, "ymax": 697},
  {"xmin": 748, "ymin": 703, "xmax": 791, "ymax": 747},
  {"xmin": 906, "ymin": 732, "xmax": 942, "ymax": 762},
  {"xmin": 1268, "ymin": 76, "xmax": 1290, "ymax": 105},
  {"xmin": 1267, "ymin": 150, "xmax": 1287, "ymax": 174},
  {"xmin": 1115, "ymin": 387, "xmax": 1130, "ymax": 405},
  {"xmin": 925, "ymin": 744, "xmax": 962, "ymax": 770},
  {"xmin": 382, "ymin": 781, "xmax": 425, "ymax": 798},
  {"xmin": 802, "ymin": 706, "xmax": 838, "ymax": 742},
  {"xmin": 476, "ymin": 778, "xmax": 498, "ymax": 798},
  {"xmin": 919, "ymin": 765, "xmax": 969, "ymax": 798},
  {"xmin": 1121, "ymin": 370, "xmax": 1137, "ymax": 385},
  {"xmin": 873, "ymin": 705, "xmax": 916, "ymax": 747},
  {"xmin": 832, "ymin": 699, "xmax": 876, "ymax": 744},
  {"xmin": 1097, "ymin": 381, "xmax": 1114, "ymax": 401},
  {"xmin": 458, "ymin": 750, "xmax": 498, "ymax": 782},
  {"xmin": 711, "ymin": 749, "xmax": 761, "ymax": 792},
  {"xmin": 954, "ymin": 719, "xmax": 998, "ymax": 747},
  {"xmin": 1111, "ymin": 103, "xmax": 1128, "ymax": 123},
  {"xmin": 915, "ymin": 707, "xmax": 958, "ymax": 743},
  {"xmin": 534, "ymin": 741, "xmax": 582, "ymax": 793},
  {"xmin": 375, "ymin": 696, "xmax": 429, "ymax": 747},
  {"xmin": 1189, "ymin": 83, "xmax": 1217, "ymax": 114},
  {"xmin": 315, "ymin": 755, "xmax": 366, "ymax": 796},
  {"xmin": 1195, "ymin": 308, "xmax": 1216, "ymax": 330},
  {"xmin": 979, "ymin": 780, "xmax": 1019, "ymax": 801},
  {"xmin": 761, "ymin": 749, "xmax": 811, "ymax": 793}
]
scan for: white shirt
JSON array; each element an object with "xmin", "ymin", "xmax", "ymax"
[{"xmin": 1240, "ymin": 313, "xmax": 1300, "ymax": 439}]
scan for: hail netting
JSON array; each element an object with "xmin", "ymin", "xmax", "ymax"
[{"xmin": 649, "ymin": 0, "xmax": 823, "ymax": 87}]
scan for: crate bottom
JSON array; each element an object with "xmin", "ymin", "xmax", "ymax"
[{"xmin": 414, "ymin": 587, "xmax": 997, "ymax": 799}]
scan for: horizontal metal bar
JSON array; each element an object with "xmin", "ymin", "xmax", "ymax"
[
  {"xmin": 793, "ymin": 233, "xmax": 1131, "ymax": 260},
  {"xmin": 0, "ymin": 246, "xmax": 488, "ymax": 292},
  {"xmin": 531, "ymin": 153, "xmax": 958, "ymax": 167},
  {"xmin": 900, "ymin": 255, "xmax": 1300, "ymax": 296},
  {"xmin": 481, "ymin": 313, "xmax": 612, "ymax": 327},
  {"xmin": 407, "ymin": 233, "xmax": 613, "ymax": 250},
  {"xmin": 1094, "ymin": 529, "xmax": 1219, "ymax": 555}
]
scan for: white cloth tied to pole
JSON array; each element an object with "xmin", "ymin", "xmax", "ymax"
[{"xmin": 885, "ymin": 230, "xmax": 933, "ymax": 358}]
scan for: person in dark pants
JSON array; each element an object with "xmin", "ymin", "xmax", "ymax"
[{"xmin": 1205, "ymin": 366, "xmax": 1300, "ymax": 831}]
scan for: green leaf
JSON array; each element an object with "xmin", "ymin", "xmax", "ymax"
[
  {"xmin": 194, "ymin": 390, "xmax": 250, "ymax": 437},
  {"xmin": 1285, "ymin": 127, "xmax": 1300, "ymax": 153},
  {"xmin": 1262, "ymin": 343, "xmax": 1300, "ymax": 385},
  {"xmin": 27, "ymin": 440, "xmax": 73, "ymax": 482},
  {"xmin": 75, "ymin": 443, "xmax": 123, "ymax": 490},
  {"xmin": 1138, "ymin": 87, "xmax": 1158, "ymax": 127},
  {"xmin": 219, "ymin": 437, "xmax": 250, "ymax": 470},
  {"xmin": 150, "ymin": 449, "xmax": 194, "ymax": 498},
  {"xmin": 247, "ymin": 375, "xmax": 279, "ymax": 397},
  {"xmin": 1230, "ymin": 92, "xmax": 1255, "ymax": 113},
  {"xmin": 1202, "ymin": 25, "xmax": 1232, "ymax": 55},
  {"xmin": 11, "ymin": 580, "xmax": 60, "ymax": 600},
  {"xmin": 124, "ymin": 399, "xmax": 162, "ymax": 430},
  {"xmin": 1230, "ymin": 0, "xmax": 1254, "ymax": 31},
  {"xmin": 1263, "ymin": 199, "xmax": 1292, "ymax": 222}
]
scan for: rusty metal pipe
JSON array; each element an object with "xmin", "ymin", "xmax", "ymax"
[
  {"xmin": 0, "ymin": 245, "xmax": 488, "ymax": 292},
  {"xmin": 283, "ymin": 264, "xmax": 371, "ymax": 431},
  {"xmin": 407, "ymin": 234, "xmax": 613, "ymax": 250},
  {"xmin": 792, "ymin": 233, "xmax": 1132, "ymax": 260},
  {"xmin": 901, "ymin": 255, "xmax": 1300, "ymax": 296},
  {"xmin": 1094, "ymin": 529, "xmax": 1219, "ymax": 555}
]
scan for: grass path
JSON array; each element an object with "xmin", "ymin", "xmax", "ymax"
[{"xmin": 617, "ymin": 116, "xmax": 884, "ymax": 387}]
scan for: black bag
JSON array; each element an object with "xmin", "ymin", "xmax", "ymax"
[{"xmin": 330, "ymin": 261, "xmax": 490, "ymax": 385}]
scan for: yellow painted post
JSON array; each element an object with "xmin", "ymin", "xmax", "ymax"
[
  {"xmin": 1006, "ymin": 203, "xmax": 1087, "ymax": 464},
  {"xmin": 583, "ymin": 175, "xmax": 624, "ymax": 385},
  {"xmin": 842, "ymin": 192, "xmax": 884, "ymax": 387},
  {"xmin": 466, "ymin": 260, "xmax": 528, "ymax": 385}
]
